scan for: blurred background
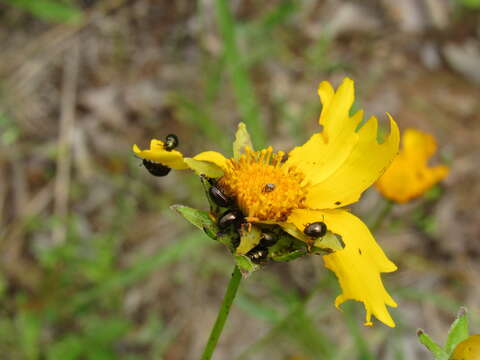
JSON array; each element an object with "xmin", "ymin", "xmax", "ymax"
[{"xmin": 0, "ymin": 0, "xmax": 480, "ymax": 359}]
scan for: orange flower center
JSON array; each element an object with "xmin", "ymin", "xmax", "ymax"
[{"xmin": 219, "ymin": 147, "xmax": 308, "ymax": 222}]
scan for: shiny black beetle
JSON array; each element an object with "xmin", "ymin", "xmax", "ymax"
[
  {"xmin": 303, "ymin": 222, "xmax": 327, "ymax": 238},
  {"xmin": 140, "ymin": 134, "xmax": 179, "ymax": 177},
  {"xmin": 247, "ymin": 245, "xmax": 268, "ymax": 264},
  {"xmin": 209, "ymin": 185, "xmax": 231, "ymax": 208},
  {"xmin": 218, "ymin": 210, "xmax": 243, "ymax": 230},
  {"xmin": 164, "ymin": 134, "xmax": 179, "ymax": 151},
  {"xmin": 259, "ymin": 232, "xmax": 277, "ymax": 247},
  {"xmin": 142, "ymin": 159, "xmax": 171, "ymax": 177}
]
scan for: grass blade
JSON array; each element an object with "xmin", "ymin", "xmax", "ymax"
[
  {"xmin": 214, "ymin": 0, "xmax": 266, "ymax": 148},
  {"xmin": 3, "ymin": 0, "xmax": 83, "ymax": 23}
]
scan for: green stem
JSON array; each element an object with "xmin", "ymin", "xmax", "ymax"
[
  {"xmin": 201, "ymin": 266, "xmax": 242, "ymax": 360},
  {"xmin": 370, "ymin": 199, "xmax": 394, "ymax": 231}
]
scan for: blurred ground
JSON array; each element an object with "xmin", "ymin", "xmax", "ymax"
[{"xmin": 0, "ymin": 0, "xmax": 480, "ymax": 359}]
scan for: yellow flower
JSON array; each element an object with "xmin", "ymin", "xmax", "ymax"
[
  {"xmin": 133, "ymin": 78, "xmax": 400, "ymax": 327},
  {"xmin": 451, "ymin": 334, "xmax": 480, "ymax": 360},
  {"xmin": 375, "ymin": 129, "xmax": 449, "ymax": 203}
]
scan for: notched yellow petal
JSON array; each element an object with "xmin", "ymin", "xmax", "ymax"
[
  {"xmin": 305, "ymin": 113, "xmax": 400, "ymax": 209},
  {"xmin": 233, "ymin": 122, "xmax": 254, "ymax": 159},
  {"xmin": 286, "ymin": 78, "xmax": 363, "ymax": 187},
  {"xmin": 288, "ymin": 78, "xmax": 400, "ymax": 209},
  {"xmin": 132, "ymin": 141, "xmax": 189, "ymax": 170},
  {"xmin": 318, "ymin": 77, "xmax": 355, "ymax": 143},
  {"xmin": 287, "ymin": 208, "xmax": 397, "ymax": 327}
]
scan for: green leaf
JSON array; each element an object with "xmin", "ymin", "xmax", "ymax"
[
  {"xmin": 233, "ymin": 122, "xmax": 254, "ymax": 159},
  {"xmin": 215, "ymin": 227, "xmax": 239, "ymax": 251},
  {"xmin": 279, "ymin": 223, "xmax": 311, "ymax": 242},
  {"xmin": 270, "ymin": 249, "xmax": 306, "ymax": 262},
  {"xmin": 184, "ymin": 158, "xmax": 224, "ymax": 178},
  {"xmin": 236, "ymin": 224, "xmax": 262, "ymax": 255},
  {"xmin": 268, "ymin": 229, "xmax": 307, "ymax": 262},
  {"xmin": 17, "ymin": 311, "xmax": 41, "ymax": 360},
  {"xmin": 417, "ymin": 329, "xmax": 449, "ymax": 360},
  {"xmin": 315, "ymin": 232, "xmax": 345, "ymax": 252},
  {"xmin": 446, "ymin": 307, "xmax": 469, "ymax": 354},
  {"xmin": 280, "ymin": 223, "xmax": 345, "ymax": 253},
  {"xmin": 3, "ymin": 0, "xmax": 83, "ymax": 24},
  {"xmin": 459, "ymin": 0, "xmax": 480, "ymax": 9},
  {"xmin": 200, "ymin": 174, "xmax": 218, "ymax": 212},
  {"xmin": 234, "ymin": 255, "xmax": 259, "ymax": 277},
  {"xmin": 170, "ymin": 205, "xmax": 219, "ymax": 241}
]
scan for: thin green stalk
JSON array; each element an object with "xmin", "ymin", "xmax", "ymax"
[
  {"xmin": 214, "ymin": 0, "xmax": 266, "ymax": 148},
  {"xmin": 201, "ymin": 265, "xmax": 242, "ymax": 360}
]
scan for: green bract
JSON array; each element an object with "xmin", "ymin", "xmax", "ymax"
[{"xmin": 417, "ymin": 307, "xmax": 472, "ymax": 360}]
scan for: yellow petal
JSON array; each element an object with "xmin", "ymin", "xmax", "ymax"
[
  {"xmin": 305, "ymin": 114, "xmax": 400, "ymax": 209},
  {"xmin": 286, "ymin": 79, "xmax": 361, "ymax": 185},
  {"xmin": 287, "ymin": 208, "xmax": 397, "ymax": 327},
  {"xmin": 132, "ymin": 140, "xmax": 189, "ymax": 170},
  {"xmin": 402, "ymin": 128, "xmax": 437, "ymax": 161},
  {"xmin": 318, "ymin": 77, "xmax": 356, "ymax": 143},
  {"xmin": 375, "ymin": 128, "xmax": 449, "ymax": 203},
  {"xmin": 193, "ymin": 151, "xmax": 228, "ymax": 170}
]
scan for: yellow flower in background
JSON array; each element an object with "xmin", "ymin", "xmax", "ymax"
[
  {"xmin": 133, "ymin": 78, "xmax": 400, "ymax": 327},
  {"xmin": 375, "ymin": 128, "xmax": 449, "ymax": 203},
  {"xmin": 451, "ymin": 335, "xmax": 480, "ymax": 360}
]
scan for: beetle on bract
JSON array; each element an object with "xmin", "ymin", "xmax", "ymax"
[
  {"xmin": 247, "ymin": 245, "xmax": 268, "ymax": 264},
  {"xmin": 303, "ymin": 221, "xmax": 327, "ymax": 238},
  {"xmin": 209, "ymin": 185, "xmax": 231, "ymax": 208},
  {"xmin": 142, "ymin": 159, "xmax": 171, "ymax": 177},
  {"xmin": 218, "ymin": 210, "xmax": 243, "ymax": 230},
  {"xmin": 164, "ymin": 134, "xmax": 179, "ymax": 151},
  {"xmin": 139, "ymin": 134, "xmax": 179, "ymax": 177},
  {"xmin": 259, "ymin": 232, "xmax": 277, "ymax": 247}
]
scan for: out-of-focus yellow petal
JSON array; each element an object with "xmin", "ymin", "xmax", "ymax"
[
  {"xmin": 305, "ymin": 114, "xmax": 400, "ymax": 209},
  {"xmin": 287, "ymin": 208, "xmax": 397, "ymax": 327},
  {"xmin": 376, "ymin": 128, "xmax": 449, "ymax": 203},
  {"xmin": 286, "ymin": 78, "xmax": 361, "ymax": 185},
  {"xmin": 193, "ymin": 151, "xmax": 228, "ymax": 170},
  {"xmin": 451, "ymin": 334, "xmax": 480, "ymax": 360},
  {"xmin": 403, "ymin": 128, "xmax": 437, "ymax": 161},
  {"xmin": 132, "ymin": 140, "xmax": 189, "ymax": 170}
]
